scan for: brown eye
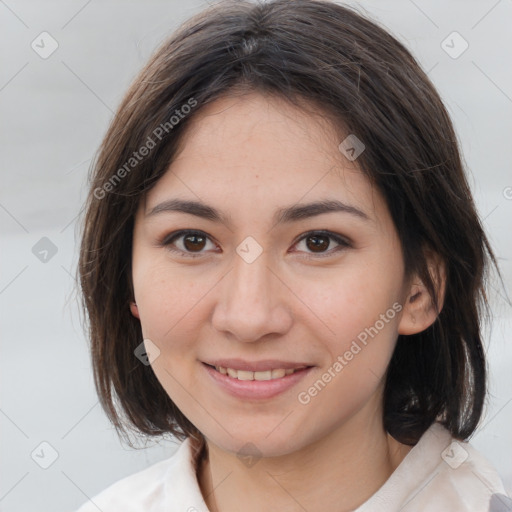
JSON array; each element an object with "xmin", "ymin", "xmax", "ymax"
[
  {"xmin": 162, "ymin": 230, "xmax": 217, "ymax": 258},
  {"xmin": 183, "ymin": 233, "xmax": 206, "ymax": 252},
  {"xmin": 305, "ymin": 234, "xmax": 330, "ymax": 252},
  {"xmin": 294, "ymin": 230, "xmax": 351, "ymax": 257}
]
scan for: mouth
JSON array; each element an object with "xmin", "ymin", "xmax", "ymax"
[
  {"xmin": 206, "ymin": 364, "xmax": 308, "ymax": 381},
  {"xmin": 201, "ymin": 360, "xmax": 314, "ymax": 400}
]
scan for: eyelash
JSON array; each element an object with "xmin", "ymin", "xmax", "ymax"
[{"xmin": 160, "ymin": 229, "xmax": 351, "ymax": 259}]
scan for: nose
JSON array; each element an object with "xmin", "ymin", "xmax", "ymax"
[{"xmin": 211, "ymin": 250, "xmax": 293, "ymax": 343}]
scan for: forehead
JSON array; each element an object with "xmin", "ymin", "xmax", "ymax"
[
  {"xmin": 141, "ymin": 92, "xmax": 382, "ymax": 222},
  {"xmin": 173, "ymin": 92, "xmax": 346, "ymax": 175}
]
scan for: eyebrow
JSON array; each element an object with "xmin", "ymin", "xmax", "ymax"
[{"xmin": 146, "ymin": 198, "xmax": 370, "ymax": 225}]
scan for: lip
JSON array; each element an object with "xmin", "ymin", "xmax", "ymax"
[
  {"xmin": 202, "ymin": 362, "xmax": 314, "ymax": 400},
  {"xmin": 203, "ymin": 358, "xmax": 312, "ymax": 372}
]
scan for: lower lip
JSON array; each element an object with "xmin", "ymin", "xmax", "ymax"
[{"xmin": 202, "ymin": 363, "xmax": 313, "ymax": 400}]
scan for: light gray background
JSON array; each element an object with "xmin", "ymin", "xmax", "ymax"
[{"xmin": 1, "ymin": 1, "xmax": 511, "ymax": 511}]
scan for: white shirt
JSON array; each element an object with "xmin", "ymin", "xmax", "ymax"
[{"xmin": 75, "ymin": 422, "xmax": 511, "ymax": 511}]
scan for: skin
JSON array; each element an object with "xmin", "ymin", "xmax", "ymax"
[{"xmin": 130, "ymin": 92, "xmax": 443, "ymax": 511}]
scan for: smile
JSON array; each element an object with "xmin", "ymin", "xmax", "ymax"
[
  {"xmin": 214, "ymin": 366, "xmax": 306, "ymax": 381},
  {"xmin": 202, "ymin": 361, "xmax": 314, "ymax": 400}
]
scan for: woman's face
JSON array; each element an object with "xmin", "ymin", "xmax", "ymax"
[{"xmin": 131, "ymin": 92, "xmax": 411, "ymax": 456}]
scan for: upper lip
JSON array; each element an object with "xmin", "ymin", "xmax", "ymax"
[{"xmin": 203, "ymin": 358, "xmax": 313, "ymax": 372}]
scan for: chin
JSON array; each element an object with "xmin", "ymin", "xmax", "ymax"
[{"xmin": 203, "ymin": 423, "xmax": 311, "ymax": 460}]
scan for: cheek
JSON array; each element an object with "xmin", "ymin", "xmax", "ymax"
[
  {"xmin": 295, "ymin": 277, "xmax": 401, "ymax": 432},
  {"xmin": 133, "ymin": 262, "xmax": 213, "ymax": 409},
  {"xmin": 293, "ymin": 258, "xmax": 403, "ymax": 350},
  {"xmin": 132, "ymin": 259, "xmax": 214, "ymax": 351}
]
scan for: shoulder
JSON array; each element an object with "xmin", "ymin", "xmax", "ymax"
[
  {"xmin": 74, "ymin": 456, "xmax": 170, "ymax": 512},
  {"xmin": 357, "ymin": 422, "xmax": 511, "ymax": 512},
  {"xmin": 74, "ymin": 438, "xmax": 208, "ymax": 512},
  {"xmin": 430, "ymin": 428, "xmax": 511, "ymax": 512}
]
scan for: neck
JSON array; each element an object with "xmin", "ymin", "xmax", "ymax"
[{"xmin": 196, "ymin": 414, "xmax": 412, "ymax": 512}]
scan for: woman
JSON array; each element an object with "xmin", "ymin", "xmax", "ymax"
[{"xmin": 76, "ymin": 1, "xmax": 510, "ymax": 510}]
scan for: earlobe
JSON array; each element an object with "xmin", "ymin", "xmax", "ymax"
[{"xmin": 130, "ymin": 301, "xmax": 140, "ymax": 319}]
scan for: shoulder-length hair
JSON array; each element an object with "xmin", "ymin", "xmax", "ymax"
[{"xmin": 78, "ymin": 0, "xmax": 497, "ymax": 446}]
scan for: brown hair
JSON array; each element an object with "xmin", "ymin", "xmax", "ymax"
[{"xmin": 78, "ymin": 0, "xmax": 497, "ymax": 446}]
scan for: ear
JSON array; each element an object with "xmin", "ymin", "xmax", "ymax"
[
  {"xmin": 398, "ymin": 254, "xmax": 446, "ymax": 336},
  {"xmin": 130, "ymin": 301, "xmax": 140, "ymax": 319}
]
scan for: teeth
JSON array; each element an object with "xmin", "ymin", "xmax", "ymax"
[
  {"xmin": 254, "ymin": 370, "xmax": 272, "ymax": 381},
  {"xmin": 226, "ymin": 367, "xmax": 237, "ymax": 378},
  {"xmin": 271, "ymin": 368, "xmax": 286, "ymax": 379},
  {"xmin": 215, "ymin": 366, "xmax": 305, "ymax": 380}
]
